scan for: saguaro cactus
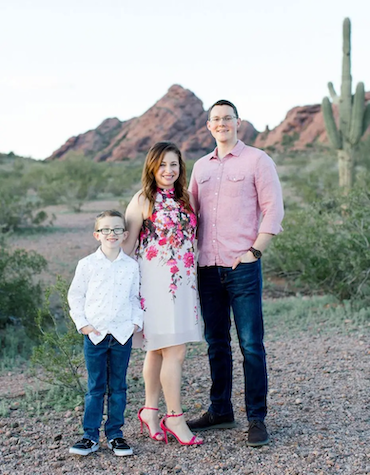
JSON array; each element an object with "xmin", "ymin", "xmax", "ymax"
[{"xmin": 322, "ymin": 18, "xmax": 370, "ymax": 191}]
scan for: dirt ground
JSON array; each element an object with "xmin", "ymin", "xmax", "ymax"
[{"xmin": 1, "ymin": 202, "xmax": 369, "ymax": 474}]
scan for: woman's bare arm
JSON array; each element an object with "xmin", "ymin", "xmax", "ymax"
[{"xmin": 122, "ymin": 191, "xmax": 148, "ymax": 256}]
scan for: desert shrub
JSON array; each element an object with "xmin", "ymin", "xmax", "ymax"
[
  {"xmin": 31, "ymin": 277, "xmax": 85, "ymax": 396},
  {"xmin": 282, "ymin": 132, "xmax": 299, "ymax": 148},
  {"xmin": 35, "ymin": 155, "xmax": 105, "ymax": 211},
  {"xmin": 0, "ymin": 168, "xmax": 51, "ymax": 232},
  {"xmin": 0, "ymin": 238, "xmax": 47, "ymax": 337},
  {"xmin": 101, "ymin": 161, "xmax": 144, "ymax": 196},
  {"xmin": 265, "ymin": 187, "xmax": 370, "ymax": 306},
  {"xmin": 288, "ymin": 167, "xmax": 338, "ymax": 204}
]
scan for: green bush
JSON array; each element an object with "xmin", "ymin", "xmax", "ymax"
[
  {"xmin": 265, "ymin": 187, "xmax": 370, "ymax": 305},
  {"xmin": 281, "ymin": 132, "xmax": 299, "ymax": 148},
  {"xmin": 0, "ymin": 167, "xmax": 51, "ymax": 232},
  {"xmin": 101, "ymin": 161, "xmax": 144, "ymax": 197},
  {"xmin": 0, "ymin": 238, "xmax": 47, "ymax": 336},
  {"xmin": 0, "ymin": 324, "xmax": 36, "ymax": 369},
  {"xmin": 34, "ymin": 155, "xmax": 105, "ymax": 211},
  {"xmin": 31, "ymin": 277, "xmax": 86, "ymax": 396}
]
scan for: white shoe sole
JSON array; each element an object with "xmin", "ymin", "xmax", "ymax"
[
  {"xmin": 69, "ymin": 445, "xmax": 99, "ymax": 455},
  {"xmin": 107, "ymin": 441, "xmax": 133, "ymax": 456}
]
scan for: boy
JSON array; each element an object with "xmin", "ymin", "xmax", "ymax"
[{"xmin": 68, "ymin": 210, "xmax": 143, "ymax": 456}]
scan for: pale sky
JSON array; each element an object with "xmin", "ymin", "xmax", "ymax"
[{"xmin": 0, "ymin": 0, "xmax": 369, "ymax": 159}]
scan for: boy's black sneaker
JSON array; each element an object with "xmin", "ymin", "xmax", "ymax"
[
  {"xmin": 187, "ymin": 411, "xmax": 236, "ymax": 431},
  {"xmin": 69, "ymin": 438, "xmax": 99, "ymax": 455},
  {"xmin": 107, "ymin": 437, "xmax": 133, "ymax": 456},
  {"xmin": 247, "ymin": 420, "xmax": 270, "ymax": 447}
]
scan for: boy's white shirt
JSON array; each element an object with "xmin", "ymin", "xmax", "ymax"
[{"xmin": 68, "ymin": 247, "xmax": 143, "ymax": 345}]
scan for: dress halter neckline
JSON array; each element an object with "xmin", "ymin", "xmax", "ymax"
[{"xmin": 157, "ymin": 187, "xmax": 175, "ymax": 197}]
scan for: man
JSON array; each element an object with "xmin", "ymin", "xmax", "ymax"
[{"xmin": 187, "ymin": 100, "xmax": 284, "ymax": 447}]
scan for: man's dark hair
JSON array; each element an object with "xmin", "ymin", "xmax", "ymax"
[{"xmin": 208, "ymin": 100, "xmax": 239, "ymax": 119}]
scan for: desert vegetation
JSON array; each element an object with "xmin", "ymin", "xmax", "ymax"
[
  {"xmin": 1, "ymin": 140, "xmax": 369, "ymax": 383},
  {"xmin": 0, "ymin": 142, "xmax": 369, "ymax": 474}
]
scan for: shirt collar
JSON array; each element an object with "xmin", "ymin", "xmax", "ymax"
[
  {"xmin": 95, "ymin": 247, "xmax": 126, "ymax": 261},
  {"xmin": 209, "ymin": 140, "xmax": 244, "ymax": 160}
]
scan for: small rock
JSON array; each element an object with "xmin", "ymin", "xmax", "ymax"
[
  {"xmin": 48, "ymin": 444, "xmax": 60, "ymax": 450},
  {"xmin": 54, "ymin": 434, "xmax": 62, "ymax": 442}
]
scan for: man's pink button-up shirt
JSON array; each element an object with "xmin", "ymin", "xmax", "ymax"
[{"xmin": 189, "ymin": 140, "xmax": 284, "ymax": 267}]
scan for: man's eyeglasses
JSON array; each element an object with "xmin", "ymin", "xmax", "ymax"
[
  {"xmin": 209, "ymin": 115, "xmax": 236, "ymax": 123},
  {"xmin": 96, "ymin": 228, "xmax": 125, "ymax": 235}
]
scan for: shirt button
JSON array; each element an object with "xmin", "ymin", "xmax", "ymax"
[
  {"xmin": 213, "ymin": 208, "xmax": 216, "ymax": 211},
  {"xmin": 213, "ymin": 224, "xmax": 215, "ymax": 226},
  {"xmin": 215, "ymin": 192, "xmax": 218, "ymax": 195},
  {"xmin": 217, "ymin": 177, "xmax": 220, "ymax": 180}
]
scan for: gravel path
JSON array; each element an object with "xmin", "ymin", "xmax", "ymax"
[
  {"xmin": 4, "ymin": 204, "xmax": 369, "ymax": 474},
  {"xmin": 1, "ymin": 330, "xmax": 369, "ymax": 475}
]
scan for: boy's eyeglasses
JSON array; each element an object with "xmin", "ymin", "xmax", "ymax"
[
  {"xmin": 96, "ymin": 228, "xmax": 125, "ymax": 235},
  {"xmin": 209, "ymin": 115, "xmax": 236, "ymax": 123}
]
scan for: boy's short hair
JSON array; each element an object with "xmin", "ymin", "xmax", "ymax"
[
  {"xmin": 208, "ymin": 100, "xmax": 239, "ymax": 119},
  {"xmin": 95, "ymin": 210, "xmax": 126, "ymax": 231}
]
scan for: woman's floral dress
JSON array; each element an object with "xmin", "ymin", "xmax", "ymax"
[{"xmin": 133, "ymin": 188, "xmax": 202, "ymax": 351}]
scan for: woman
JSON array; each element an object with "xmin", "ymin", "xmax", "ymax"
[{"xmin": 124, "ymin": 142, "xmax": 203, "ymax": 446}]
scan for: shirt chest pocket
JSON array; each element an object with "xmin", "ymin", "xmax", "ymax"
[
  {"xmin": 222, "ymin": 174, "xmax": 245, "ymax": 197},
  {"xmin": 198, "ymin": 175, "xmax": 212, "ymax": 197}
]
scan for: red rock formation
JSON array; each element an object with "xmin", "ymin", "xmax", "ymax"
[
  {"xmin": 254, "ymin": 91, "xmax": 370, "ymax": 150},
  {"xmin": 47, "ymin": 87, "xmax": 370, "ymax": 161},
  {"xmin": 47, "ymin": 85, "xmax": 258, "ymax": 161}
]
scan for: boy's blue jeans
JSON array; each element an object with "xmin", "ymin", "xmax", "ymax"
[
  {"xmin": 83, "ymin": 334, "xmax": 132, "ymax": 442},
  {"xmin": 198, "ymin": 261, "xmax": 267, "ymax": 421}
]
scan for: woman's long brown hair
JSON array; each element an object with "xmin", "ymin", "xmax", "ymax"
[{"xmin": 141, "ymin": 142, "xmax": 192, "ymax": 215}]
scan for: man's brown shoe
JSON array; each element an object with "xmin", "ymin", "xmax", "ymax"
[
  {"xmin": 247, "ymin": 420, "xmax": 270, "ymax": 447},
  {"xmin": 187, "ymin": 411, "xmax": 236, "ymax": 431}
]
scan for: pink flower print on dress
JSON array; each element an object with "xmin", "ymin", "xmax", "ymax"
[
  {"xmin": 170, "ymin": 283, "xmax": 177, "ymax": 290},
  {"xmin": 170, "ymin": 210, "xmax": 178, "ymax": 222},
  {"xmin": 158, "ymin": 238, "xmax": 167, "ymax": 246},
  {"xmin": 183, "ymin": 252, "xmax": 194, "ymax": 268},
  {"xmin": 170, "ymin": 265, "xmax": 179, "ymax": 274},
  {"xmin": 146, "ymin": 246, "xmax": 158, "ymax": 260},
  {"xmin": 167, "ymin": 259, "xmax": 177, "ymax": 266},
  {"xmin": 190, "ymin": 213, "xmax": 197, "ymax": 227},
  {"xmin": 140, "ymin": 298, "xmax": 146, "ymax": 310},
  {"xmin": 162, "ymin": 215, "xmax": 173, "ymax": 226}
]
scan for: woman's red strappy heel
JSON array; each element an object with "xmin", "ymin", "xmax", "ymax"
[
  {"xmin": 138, "ymin": 407, "xmax": 164, "ymax": 441},
  {"xmin": 160, "ymin": 413, "xmax": 203, "ymax": 446}
]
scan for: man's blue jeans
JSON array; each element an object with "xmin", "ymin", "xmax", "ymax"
[
  {"xmin": 83, "ymin": 334, "xmax": 132, "ymax": 442},
  {"xmin": 198, "ymin": 261, "xmax": 267, "ymax": 421}
]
